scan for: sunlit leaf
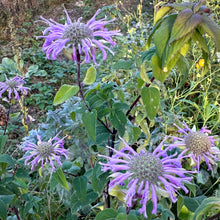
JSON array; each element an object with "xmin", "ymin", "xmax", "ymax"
[
  {"xmin": 83, "ymin": 66, "xmax": 96, "ymax": 85},
  {"xmin": 53, "ymin": 84, "xmax": 79, "ymax": 106},
  {"xmin": 53, "ymin": 168, "xmax": 69, "ymax": 191},
  {"xmin": 170, "ymin": 9, "xmax": 203, "ymax": 43},
  {"xmin": 141, "ymin": 87, "xmax": 160, "ymax": 120},
  {"xmin": 140, "ymin": 63, "xmax": 151, "ymax": 83},
  {"xmin": 154, "ymin": 6, "xmax": 172, "ymax": 25}
]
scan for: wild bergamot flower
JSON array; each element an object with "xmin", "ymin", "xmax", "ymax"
[
  {"xmin": 0, "ymin": 75, "xmax": 29, "ymax": 100},
  {"xmin": 22, "ymin": 131, "xmax": 68, "ymax": 172},
  {"xmin": 99, "ymin": 137, "xmax": 192, "ymax": 218},
  {"xmin": 37, "ymin": 7, "xmax": 121, "ymax": 63},
  {"xmin": 169, "ymin": 122, "xmax": 220, "ymax": 172}
]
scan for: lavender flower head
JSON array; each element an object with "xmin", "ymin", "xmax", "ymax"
[
  {"xmin": 168, "ymin": 122, "xmax": 220, "ymax": 172},
  {"xmin": 37, "ymin": 7, "xmax": 121, "ymax": 64},
  {"xmin": 22, "ymin": 131, "xmax": 68, "ymax": 172},
  {"xmin": 99, "ymin": 138, "xmax": 192, "ymax": 218},
  {"xmin": 0, "ymin": 75, "xmax": 29, "ymax": 100}
]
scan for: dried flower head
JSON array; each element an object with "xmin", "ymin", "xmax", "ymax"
[
  {"xmin": 37, "ymin": 7, "xmax": 121, "ymax": 64},
  {"xmin": 0, "ymin": 75, "xmax": 29, "ymax": 100},
  {"xmin": 22, "ymin": 131, "xmax": 68, "ymax": 172},
  {"xmin": 99, "ymin": 138, "xmax": 192, "ymax": 217},
  {"xmin": 0, "ymin": 104, "xmax": 7, "ymax": 126},
  {"xmin": 169, "ymin": 122, "xmax": 220, "ymax": 171}
]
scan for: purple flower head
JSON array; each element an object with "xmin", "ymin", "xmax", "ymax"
[
  {"xmin": 21, "ymin": 131, "xmax": 68, "ymax": 172},
  {"xmin": 37, "ymin": 7, "xmax": 121, "ymax": 64},
  {"xmin": 0, "ymin": 75, "xmax": 29, "ymax": 100},
  {"xmin": 168, "ymin": 122, "xmax": 220, "ymax": 172},
  {"xmin": 99, "ymin": 137, "xmax": 192, "ymax": 218}
]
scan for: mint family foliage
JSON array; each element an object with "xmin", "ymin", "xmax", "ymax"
[{"xmin": 0, "ymin": 0, "xmax": 220, "ymax": 219}]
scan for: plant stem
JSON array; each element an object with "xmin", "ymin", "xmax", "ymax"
[
  {"xmin": 3, "ymin": 101, "xmax": 11, "ymax": 135},
  {"xmin": 76, "ymin": 50, "xmax": 113, "ymax": 134},
  {"xmin": 126, "ymin": 77, "xmax": 155, "ymax": 116}
]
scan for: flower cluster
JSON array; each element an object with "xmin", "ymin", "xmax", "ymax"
[
  {"xmin": 99, "ymin": 137, "xmax": 192, "ymax": 217},
  {"xmin": 0, "ymin": 75, "xmax": 29, "ymax": 101},
  {"xmin": 22, "ymin": 131, "xmax": 68, "ymax": 172},
  {"xmin": 169, "ymin": 122, "xmax": 220, "ymax": 171},
  {"xmin": 37, "ymin": 7, "xmax": 121, "ymax": 64}
]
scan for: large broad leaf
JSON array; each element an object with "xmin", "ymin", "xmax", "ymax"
[
  {"xmin": 170, "ymin": 9, "xmax": 203, "ymax": 43},
  {"xmin": 110, "ymin": 110, "xmax": 127, "ymax": 136},
  {"xmin": 0, "ymin": 199, "xmax": 7, "ymax": 220},
  {"xmin": 162, "ymin": 32, "xmax": 192, "ymax": 68},
  {"xmin": 95, "ymin": 208, "xmax": 118, "ymax": 220},
  {"xmin": 146, "ymin": 14, "xmax": 177, "ymax": 50},
  {"xmin": 53, "ymin": 84, "xmax": 79, "ymax": 106},
  {"xmin": 83, "ymin": 66, "xmax": 96, "ymax": 85},
  {"xmin": 154, "ymin": 6, "xmax": 172, "ymax": 25},
  {"xmin": 141, "ymin": 87, "xmax": 160, "ymax": 121},
  {"xmin": 73, "ymin": 176, "xmax": 87, "ymax": 202},
  {"xmin": 82, "ymin": 109, "xmax": 97, "ymax": 143},
  {"xmin": 166, "ymin": 2, "xmax": 194, "ymax": 11},
  {"xmin": 0, "ymin": 135, "xmax": 7, "ymax": 154},
  {"xmin": 199, "ymin": 15, "xmax": 220, "ymax": 53},
  {"xmin": 154, "ymin": 14, "xmax": 176, "ymax": 58},
  {"xmin": 52, "ymin": 168, "xmax": 69, "ymax": 191},
  {"xmin": 71, "ymin": 190, "xmax": 98, "ymax": 213},
  {"xmin": 151, "ymin": 53, "xmax": 169, "ymax": 82},
  {"xmin": 96, "ymin": 122, "xmax": 111, "ymax": 145},
  {"xmin": 193, "ymin": 197, "xmax": 220, "ymax": 220},
  {"xmin": 0, "ymin": 154, "xmax": 16, "ymax": 168},
  {"xmin": 92, "ymin": 164, "xmax": 109, "ymax": 194}
]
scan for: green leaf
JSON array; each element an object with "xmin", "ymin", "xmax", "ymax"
[
  {"xmin": 0, "ymin": 154, "xmax": 16, "ymax": 168},
  {"xmin": 177, "ymin": 196, "xmax": 184, "ymax": 216},
  {"xmin": 52, "ymin": 168, "xmax": 69, "ymax": 191},
  {"xmin": 154, "ymin": 14, "xmax": 176, "ymax": 58},
  {"xmin": 151, "ymin": 53, "xmax": 169, "ymax": 82},
  {"xmin": 0, "ymin": 135, "xmax": 7, "ymax": 154},
  {"xmin": 92, "ymin": 164, "xmax": 109, "ymax": 194},
  {"xmin": 146, "ymin": 14, "xmax": 177, "ymax": 50},
  {"xmin": 112, "ymin": 59, "xmax": 133, "ymax": 69},
  {"xmin": 154, "ymin": 6, "xmax": 172, "ymax": 25},
  {"xmin": 0, "ymin": 195, "xmax": 15, "ymax": 205},
  {"xmin": 96, "ymin": 122, "xmax": 111, "ymax": 145},
  {"xmin": 127, "ymin": 214, "xmax": 139, "ymax": 220},
  {"xmin": 95, "ymin": 208, "xmax": 118, "ymax": 220},
  {"xmin": 116, "ymin": 213, "xmax": 127, "ymax": 220},
  {"xmin": 0, "ymin": 199, "xmax": 7, "ymax": 220},
  {"xmin": 141, "ymin": 87, "xmax": 160, "ymax": 121},
  {"xmin": 199, "ymin": 15, "xmax": 220, "ymax": 52},
  {"xmin": 82, "ymin": 109, "xmax": 97, "ymax": 143},
  {"xmin": 142, "ymin": 47, "xmax": 156, "ymax": 62},
  {"xmin": 183, "ymin": 197, "xmax": 200, "ymax": 212},
  {"xmin": 170, "ymin": 9, "xmax": 202, "ymax": 43},
  {"xmin": 73, "ymin": 176, "xmax": 87, "ymax": 202},
  {"xmin": 166, "ymin": 2, "xmax": 194, "ymax": 11},
  {"xmin": 83, "ymin": 66, "xmax": 96, "ymax": 85},
  {"xmin": 71, "ymin": 190, "xmax": 98, "ymax": 213},
  {"xmin": 140, "ymin": 63, "xmax": 151, "ymax": 83},
  {"xmin": 162, "ymin": 33, "xmax": 192, "ymax": 68},
  {"xmin": 53, "ymin": 84, "xmax": 79, "ymax": 106},
  {"xmin": 110, "ymin": 110, "xmax": 127, "ymax": 136},
  {"xmin": 193, "ymin": 197, "xmax": 220, "ymax": 220}
]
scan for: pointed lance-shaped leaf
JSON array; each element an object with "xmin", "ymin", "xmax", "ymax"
[
  {"xmin": 162, "ymin": 32, "xmax": 192, "ymax": 68},
  {"xmin": 154, "ymin": 6, "xmax": 172, "ymax": 25},
  {"xmin": 154, "ymin": 14, "xmax": 177, "ymax": 58},
  {"xmin": 170, "ymin": 8, "xmax": 203, "ymax": 43},
  {"xmin": 199, "ymin": 15, "xmax": 220, "ymax": 53},
  {"xmin": 146, "ymin": 13, "xmax": 177, "ymax": 50},
  {"xmin": 193, "ymin": 0, "xmax": 206, "ymax": 14}
]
